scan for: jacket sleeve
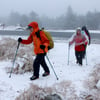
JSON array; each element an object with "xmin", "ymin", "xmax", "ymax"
[
  {"xmin": 40, "ymin": 31, "xmax": 49, "ymax": 47},
  {"xmin": 21, "ymin": 34, "xmax": 33, "ymax": 44},
  {"xmin": 69, "ymin": 36, "xmax": 75, "ymax": 45},
  {"xmin": 83, "ymin": 36, "xmax": 88, "ymax": 45}
]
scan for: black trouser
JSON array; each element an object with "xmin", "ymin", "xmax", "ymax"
[
  {"xmin": 75, "ymin": 51, "xmax": 83, "ymax": 65},
  {"xmin": 33, "ymin": 53, "xmax": 50, "ymax": 77},
  {"xmin": 83, "ymin": 44, "xmax": 87, "ymax": 58}
]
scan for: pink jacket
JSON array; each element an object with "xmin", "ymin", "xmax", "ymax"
[{"xmin": 69, "ymin": 33, "xmax": 88, "ymax": 51}]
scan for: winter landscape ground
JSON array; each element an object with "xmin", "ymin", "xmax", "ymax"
[{"xmin": 0, "ymin": 34, "xmax": 100, "ymax": 100}]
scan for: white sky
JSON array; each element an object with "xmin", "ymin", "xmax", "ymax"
[{"xmin": 0, "ymin": 0, "xmax": 100, "ymax": 18}]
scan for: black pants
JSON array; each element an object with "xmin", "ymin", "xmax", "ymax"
[
  {"xmin": 83, "ymin": 45, "xmax": 87, "ymax": 58},
  {"xmin": 75, "ymin": 51, "xmax": 83, "ymax": 65},
  {"xmin": 33, "ymin": 53, "xmax": 50, "ymax": 77}
]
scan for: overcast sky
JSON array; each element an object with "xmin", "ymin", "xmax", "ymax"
[{"xmin": 0, "ymin": 0, "xmax": 100, "ymax": 18}]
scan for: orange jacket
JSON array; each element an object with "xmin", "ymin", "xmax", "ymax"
[{"xmin": 21, "ymin": 22, "xmax": 49, "ymax": 55}]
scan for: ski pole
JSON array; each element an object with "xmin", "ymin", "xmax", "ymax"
[
  {"xmin": 45, "ymin": 54, "xmax": 59, "ymax": 80},
  {"xmin": 67, "ymin": 44, "xmax": 70, "ymax": 65},
  {"xmin": 9, "ymin": 42, "xmax": 20, "ymax": 78},
  {"xmin": 43, "ymin": 49, "xmax": 59, "ymax": 80}
]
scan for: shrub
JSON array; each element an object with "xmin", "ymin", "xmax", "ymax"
[
  {"xmin": 83, "ymin": 64, "xmax": 100, "ymax": 100},
  {"xmin": 15, "ymin": 80, "xmax": 79, "ymax": 100},
  {"xmin": 0, "ymin": 37, "xmax": 34, "ymax": 74}
]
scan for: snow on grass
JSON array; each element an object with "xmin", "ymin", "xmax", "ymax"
[{"xmin": 0, "ymin": 36, "xmax": 100, "ymax": 99}]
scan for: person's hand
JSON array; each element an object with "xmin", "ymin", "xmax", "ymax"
[
  {"xmin": 18, "ymin": 37, "xmax": 22, "ymax": 42},
  {"xmin": 40, "ymin": 45, "xmax": 45, "ymax": 49}
]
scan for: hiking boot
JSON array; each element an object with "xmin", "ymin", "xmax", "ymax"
[
  {"xmin": 79, "ymin": 63, "xmax": 82, "ymax": 66},
  {"xmin": 30, "ymin": 76, "xmax": 39, "ymax": 80},
  {"xmin": 42, "ymin": 72, "xmax": 50, "ymax": 77}
]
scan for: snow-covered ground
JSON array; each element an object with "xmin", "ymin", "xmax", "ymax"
[{"xmin": 0, "ymin": 35, "xmax": 100, "ymax": 99}]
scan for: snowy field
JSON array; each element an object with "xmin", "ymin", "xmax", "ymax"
[{"xmin": 0, "ymin": 35, "xmax": 100, "ymax": 100}]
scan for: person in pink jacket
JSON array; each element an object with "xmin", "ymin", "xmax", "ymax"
[{"xmin": 69, "ymin": 27, "xmax": 88, "ymax": 66}]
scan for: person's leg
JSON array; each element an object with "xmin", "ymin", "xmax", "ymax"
[
  {"xmin": 75, "ymin": 51, "xmax": 79, "ymax": 63},
  {"xmin": 40, "ymin": 54, "xmax": 50, "ymax": 76},
  {"xmin": 82, "ymin": 50, "xmax": 85, "ymax": 58},
  {"xmin": 78, "ymin": 51, "xmax": 83, "ymax": 65},
  {"xmin": 33, "ymin": 54, "xmax": 43, "ymax": 77},
  {"xmin": 83, "ymin": 45, "xmax": 87, "ymax": 58},
  {"xmin": 30, "ymin": 54, "xmax": 42, "ymax": 80}
]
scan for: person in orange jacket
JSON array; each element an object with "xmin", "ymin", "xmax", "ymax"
[
  {"xmin": 69, "ymin": 27, "xmax": 88, "ymax": 66},
  {"xmin": 18, "ymin": 22, "xmax": 50, "ymax": 80}
]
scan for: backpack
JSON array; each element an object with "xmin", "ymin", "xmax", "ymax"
[{"xmin": 36, "ymin": 30, "xmax": 54, "ymax": 50}]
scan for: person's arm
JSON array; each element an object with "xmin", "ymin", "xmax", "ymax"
[
  {"xmin": 21, "ymin": 34, "xmax": 33, "ymax": 44},
  {"xmin": 85, "ymin": 30, "xmax": 91, "ymax": 44},
  {"xmin": 69, "ymin": 36, "xmax": 75, "ymax": 46}
]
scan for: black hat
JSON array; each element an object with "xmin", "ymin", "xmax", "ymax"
[
  {"xmin": 82, "ymin": 26, "xmax": 86, "ymax": 30},
  {"xmin": 26, "ymin": 26, "xmax": 32, "ymax": 30},
  {"xmin": 41, "ymin": 27, "xmax": 44, "ymax": 30}
]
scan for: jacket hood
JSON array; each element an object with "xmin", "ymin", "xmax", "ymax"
[
  {"xmin": 28, "ymin": 22, "xmax": 39, "ymax": 32},
  {"xmin": 76, "ymin": 27, "xmax": 81, "ymax": 35},
  {"xmin": 76, "ymin": 27, "xmax": 81, "ymax": 31}
]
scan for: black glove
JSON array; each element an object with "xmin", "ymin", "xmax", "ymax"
[
  {"xmin": 18, "ymin": 37, "xmax": 22, "ymax": 42},
  {"xmin": 48, "ymin": 46, "xmax": 51, "ymax": 50},
  {"xmin": 40, "ymin": 45, "xmax": 45, "ymax": 49}
]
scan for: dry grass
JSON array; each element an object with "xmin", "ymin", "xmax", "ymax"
[
  {"xmin": 0, "ymin": 37, "xmax": 34, "ymax": 74},
  {"xmin": 83, "ymin": 64, "xmax": 100, "ymax": 100},
  {"xmin": 15, "ymin": 80, "xmax": 79, "ymax": 100}
]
